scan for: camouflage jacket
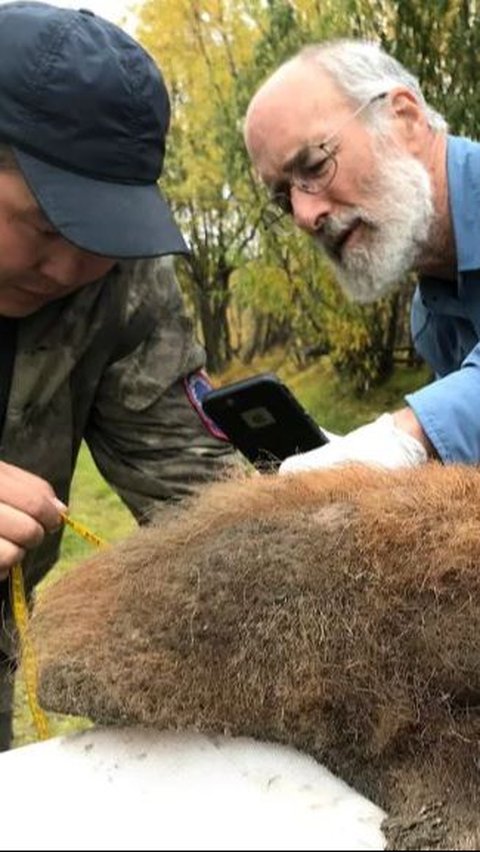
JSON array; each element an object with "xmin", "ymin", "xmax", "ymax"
[{"xmin": 0, "ymin": 256, "xmax": 235, "ymax": 592}]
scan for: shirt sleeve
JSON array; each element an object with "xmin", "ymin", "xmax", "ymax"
[
  {"xmin": 406, "ymin": 341, "xmax": 480, "ymax": 463},
  {"xmin": 85, "ymin": 257, "xmax": 240, "ymax": 522}
]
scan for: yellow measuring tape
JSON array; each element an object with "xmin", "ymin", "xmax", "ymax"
[
  {"xmin": 11, "ymin": 512, "xmax": 107, "ymax": 741},
  {"xmin": 61, "ymin": 513, "xmax": 107, "ymax": 550}
]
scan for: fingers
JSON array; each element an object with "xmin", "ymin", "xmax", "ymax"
[
  {"xmin": 0, "ymin": 462, "xmax": 67, "ymax": 575},
  {"xmin": 0, "ymin": 541, "xmax": 26, "ymax": 579},
  {"xmin": 0, "ymin": 462, "xmax": 66, "ymax": 531}
]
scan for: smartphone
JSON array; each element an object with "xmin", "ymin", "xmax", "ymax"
[{"xmin": 202, "ymin": 372, "xmax": 329, "ymax": 472}]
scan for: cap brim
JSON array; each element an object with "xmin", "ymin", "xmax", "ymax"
[{"xmin": 13, "ymin": 147, "xmax": 189, "ymax": 259}]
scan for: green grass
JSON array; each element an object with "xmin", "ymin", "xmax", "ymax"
[
  {"xmin": 13, "ymin": 353, "xmax": 430, "ymax": 747},
  {"xmin": 282, "ymin": 357, "xmax": 431, "ymax": 434}
]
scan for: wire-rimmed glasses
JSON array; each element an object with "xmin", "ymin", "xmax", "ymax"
[{"xmin": 264, "ymin": 91, "xmax": 388, "ymax": 221}]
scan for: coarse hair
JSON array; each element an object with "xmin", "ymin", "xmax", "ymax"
[{"xmin": 296, "ymin": 39, "xmax": 447, "ymax": 133}]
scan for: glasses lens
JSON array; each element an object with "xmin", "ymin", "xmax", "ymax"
[{"xmin": 292, "ymin": 147, "xmax": 337, "ymax": 194}]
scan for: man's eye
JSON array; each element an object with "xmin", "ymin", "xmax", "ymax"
[
  {"xmin": 304, "ymin": 155, "xmax": 331, "ymax": 177},
  {"xmin": 35, "ymin": 223, "xmax": 57, "ymax": 237},
  {"xmin": 271, "ymin": 190, "xmax": 292, "ymax": 213},
  {"xmin": 266, "ymin": 181, "xmax": 291, "ymax": 211}
]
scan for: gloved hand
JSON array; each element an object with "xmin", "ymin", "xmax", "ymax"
[{"xmin": 279, "ymin": 413, "xmax": 428, "ymax": 474}]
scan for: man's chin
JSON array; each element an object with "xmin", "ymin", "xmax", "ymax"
[
  {"xmin": 0, "ymin": 305, "xmax": 39, "ymax": 318},
  {"xmin": 0, "ymin": 291, "xmax": 51, "ymax": 318}
]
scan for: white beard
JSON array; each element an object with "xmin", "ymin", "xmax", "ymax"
[{"xmin": 315, "ymin": 146, "xmax": 434, "ymax": 304}]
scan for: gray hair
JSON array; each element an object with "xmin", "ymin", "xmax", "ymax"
[{"xmin": 296, "ymin": 40, "xmax": 447, "ymax": 133}]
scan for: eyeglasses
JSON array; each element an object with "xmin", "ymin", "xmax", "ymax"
[{"xmin": 266, "ymin": 92, "xmax": 387, "ymax": 217}]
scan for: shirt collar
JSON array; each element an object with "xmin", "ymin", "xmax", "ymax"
[{"xmin": 447, "ymin": 134, "xmax": 480, "ymax": 272}]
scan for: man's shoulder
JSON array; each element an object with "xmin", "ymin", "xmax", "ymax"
[
  {"xmin": 111, "ymin": 256, "xmax": 183, "ymax": 318},
  {"xmin": 114, "ymin": 255, "xmax": 177, "ymax": 284}
]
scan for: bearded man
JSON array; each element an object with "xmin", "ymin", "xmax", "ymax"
[{"xmin": 244, "ymin": 40, "xmax": 475, "ymax": 472}]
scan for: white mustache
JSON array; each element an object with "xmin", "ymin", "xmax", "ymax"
[{"xmin": 316, "ymin": 211, "xmax": 375, "ymax": 258}]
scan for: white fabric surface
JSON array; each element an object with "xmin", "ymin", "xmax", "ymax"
[{"xmin": 1, "ymin": 726, "xmax": 386, "ymax": 850}]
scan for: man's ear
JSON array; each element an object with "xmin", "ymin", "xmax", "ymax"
[{"xmin": 387, "ymin": 87, "xmax": 428, "ymax": 153}]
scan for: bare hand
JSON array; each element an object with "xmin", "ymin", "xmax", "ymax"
[{"xmin": 0, "ymin": 462, "xmax": 66, "ymax": 580}]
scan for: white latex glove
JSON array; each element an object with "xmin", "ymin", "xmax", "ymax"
[{"xmin": 279, "ymin": 413, "xmax": 428, "ymax": 474}]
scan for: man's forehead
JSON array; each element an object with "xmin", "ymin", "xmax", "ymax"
[
  {"xmin": 247, "ymin": 69, "xmax": 347, "ymax": 160},
  {"xmin": 250, "ymin": 60, "xmax": 346, "ymax": 121},
  {"xmin": 0, "ymin": 168, "xmax": 38, "ymax": 212},
  {"xmin": 0, "ymin": 172, "xmax": 55, "ymax": 228}
]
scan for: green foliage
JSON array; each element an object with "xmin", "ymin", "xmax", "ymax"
[
  {"xmin": 350, "ymin": 0, "xmax": 480, "ymax": 137},
  {"xmin": 231, "ymin": 263, "xmax": 291, "ymax": 315},
  {"xmin": 285, "ymin": 356, "xmax": 430, "ymax": 433},
  {"xmin": 323, "ymin": 291, "xmax": 395, "ymax": 393}
]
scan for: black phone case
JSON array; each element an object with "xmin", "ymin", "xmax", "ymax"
[{"xmin": 202, "ymin": 373, "xmax": 328, "ymax": 471}]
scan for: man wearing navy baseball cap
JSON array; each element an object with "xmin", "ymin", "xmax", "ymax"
[
  {"xmin": 0, "ymin": 1, "xmax": 234, "ymax": 749},
  {"xmin": 0, "ymin": 1, "xmax": 187, "ymax": 259}
]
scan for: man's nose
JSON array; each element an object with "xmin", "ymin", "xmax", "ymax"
[
  {"xmin": 39, "ymin": 239, "xmax": 114, "ymax": 288},
  {"xmin": 290, "ymin": 186, "xmax": 332, "ymax": 234}
]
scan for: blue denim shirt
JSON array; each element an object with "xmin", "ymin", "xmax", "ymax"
[{"xmin": 406, "ymin": 135, "xmax": 480, "ymax": 462}]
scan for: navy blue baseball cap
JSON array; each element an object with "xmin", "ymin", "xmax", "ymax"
[{"xmin": 0, "ymin": 1, "xmax": 188, "ymax": 258}]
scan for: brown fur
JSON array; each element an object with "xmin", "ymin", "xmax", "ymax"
[{"xmin": 29, "ymin": 464, "xmax": 480, "ymax": 848}]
